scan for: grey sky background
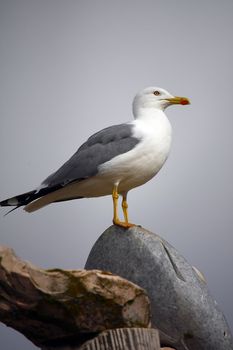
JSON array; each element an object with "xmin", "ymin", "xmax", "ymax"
[{"xmin": 0, "ymin": 0, "xmax": 233, "ymax": 348}]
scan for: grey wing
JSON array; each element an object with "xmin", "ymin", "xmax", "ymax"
[{"xmin": 42, "ymin": 123, "xmax": 140, "ymax": 188}]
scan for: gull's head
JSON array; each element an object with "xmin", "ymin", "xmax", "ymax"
[{"xmin": 133, "ymin": 86, "xmax": 190, "ymax": 118}]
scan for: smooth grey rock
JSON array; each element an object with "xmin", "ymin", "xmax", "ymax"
[{"xmin": 85, "ymin": 225, "xmax": 233, "ymax": 350}]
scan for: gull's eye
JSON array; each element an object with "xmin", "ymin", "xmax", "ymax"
[{"xmin": 153, "ymin": 90, "xmax": 161, "ymax": 96}]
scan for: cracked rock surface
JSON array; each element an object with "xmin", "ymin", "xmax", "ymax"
[
  {"xmin": 85, "ymin": 225, "xmax": 233, "ymax": 350},
  {"xmin": 0, "ymin": 245, "xmax": 150, "ymax": 348}
]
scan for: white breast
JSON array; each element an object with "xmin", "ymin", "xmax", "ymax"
[{"xmin": 98, "ymin": 110, "xmax": 172, "ymax": 194}]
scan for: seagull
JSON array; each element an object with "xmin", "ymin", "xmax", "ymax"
[{"xmin": 0, "ymin": 87, "xmax": 190, "ymax": 228}]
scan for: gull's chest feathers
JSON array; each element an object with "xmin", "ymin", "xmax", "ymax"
[{"xmin": 99, "ymin": 112, "xmax": 172, "ymax": 192}]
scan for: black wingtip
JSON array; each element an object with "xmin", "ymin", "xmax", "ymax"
[
  {"xmin": 0, "ymin": 199, "xmax": 11, "ymax": 207},
  {"xmin": 3, "ymin": 205, "xmax": 22, "ymax": 217}
]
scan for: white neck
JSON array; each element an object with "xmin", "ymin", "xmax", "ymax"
[{"xmin": 133, "ymin": 107, "xmax": 166, "ymax": 121}]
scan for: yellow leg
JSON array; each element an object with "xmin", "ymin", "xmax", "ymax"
[
  {"xmin": 112, "ymin": 185, "xmax": 120, "ymax": 224},
  {"xmin": 112, "ymin": 186, "xmax": 135, "ymax": 228},
  {"xmin": 122, "ymin": 193, "xmax": 129, "ymax": 224}
]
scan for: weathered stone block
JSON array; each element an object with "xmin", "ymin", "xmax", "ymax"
[{"xmin": 0, "ymin": 245, "xmax": 150, "ymax": 348}]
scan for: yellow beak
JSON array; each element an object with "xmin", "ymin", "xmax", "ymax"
[{"xmin": 166, "ymin": 96, "xmax": 190, "ymax": 105}]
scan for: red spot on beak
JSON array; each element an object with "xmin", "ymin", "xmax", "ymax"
[{"xmin": 180, "ymin": 98, "xmax": 190, "ymax": 105}]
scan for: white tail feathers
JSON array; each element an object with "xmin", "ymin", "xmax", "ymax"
[
  {"xmin": 24, "ymin": 196, "xmax": 52, "ymax": 213},
  {"xmin": 24, "ymin": 181, "xmax": 85, "ymax": 212},
  {"xmin": 24, "ymin": 184, "xmax": 79, "ymax": 212},
  {"xmin": 24, "ymin": 190, "xmax": 63, "ymax": 212}
]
